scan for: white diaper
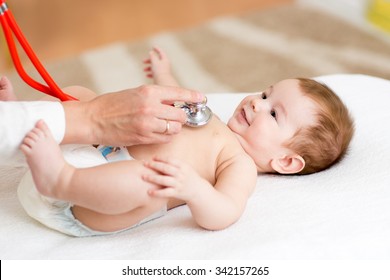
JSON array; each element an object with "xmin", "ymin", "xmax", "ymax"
[{"xmin": 17, "ymin": 144, "xmax": 167, "ymax": 237}]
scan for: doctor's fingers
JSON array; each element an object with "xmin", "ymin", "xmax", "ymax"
[
  {"xmin": 157, "ymin": 119, "xmax": 182, "ymax": 135},
  {"xmin": 157, "ymin": 103, "xmax": 187, "ymax": 124},
  {"xmin": 151, "ymin": 85, "xmax": 204, "ymax": 105}
]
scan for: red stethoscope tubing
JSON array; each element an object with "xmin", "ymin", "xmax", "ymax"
[{"xmin": 0, "ymin": 1, "xmax": 77, "ymax": 101}]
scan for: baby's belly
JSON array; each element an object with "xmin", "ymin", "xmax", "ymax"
[
  {"xmin": 128, "ymin": 142, "xmax": 217, "ymax": 210},
  {"xmin": 127, "ymin": 131, "xmax": 221, "ymax": 184}
]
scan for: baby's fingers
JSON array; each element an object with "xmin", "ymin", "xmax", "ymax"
[
  {"xmin": 142, "ymin": 173, "xmax": 176, "ymax": 187},
  {"xmin": 143, "ymin": 157, "xmax": 180, "ymax": 176},
  {"xmin": 143, "ymin": 173, "xmax": 177, "ymax": 198},
  {"xmin": 148, "ymin": 187, "xmax": 176, "ymax": 198}
]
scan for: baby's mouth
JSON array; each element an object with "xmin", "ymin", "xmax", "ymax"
[{"xmin": 241, "ymin": 109, "xmax": 250, "ymax": 126}]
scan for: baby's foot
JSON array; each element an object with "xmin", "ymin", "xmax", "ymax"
[
  {"xmin": 0, "ymin": 76, "xmax": 17, "ymax": 101},
  {"xmin": 20, "ymin": 120, "xmax": 72, "ymax": 199},
  {"xmin": 143, "ymin": 46, "xmax": 173, "ymax": 85}
]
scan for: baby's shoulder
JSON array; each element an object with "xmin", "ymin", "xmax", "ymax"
[
  {"xmin": 211, "ymin": 115, "xmax": 242, "ymax": 148},
  {"xmin": 211, "ymin": 117, "xmax": 254, "ymax": 166}
]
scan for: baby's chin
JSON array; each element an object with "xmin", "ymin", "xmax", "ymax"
[{"xmin": 226, "ymin": 118, "xmax": 234, "ymax": 129}]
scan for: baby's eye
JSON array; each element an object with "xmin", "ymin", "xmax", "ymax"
[
  {"xmin": 270, "ymin": 109, "xmax": 277, "ymax": 119},
  {"xmin": 261, "ymin": 92, "xmax": 267, "ymax": 99}
]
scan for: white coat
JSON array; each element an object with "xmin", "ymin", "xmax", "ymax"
[{"xmin": 0, "ymin": 101, "xmax": 65, "ymax": 166}]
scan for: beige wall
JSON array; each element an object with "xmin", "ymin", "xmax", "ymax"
[{"xmin": 1, "ymin": 0, "xmax": 292, "ymax": 72}]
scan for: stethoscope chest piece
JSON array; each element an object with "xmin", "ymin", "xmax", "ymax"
[{"xmin": 175, "ymin": 97, "xmax": 213, "ymax": 127}]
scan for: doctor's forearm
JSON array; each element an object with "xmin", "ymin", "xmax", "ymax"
[{"xmin": 61, "ymin": 101, "xmax": 97, "ymax": 145}]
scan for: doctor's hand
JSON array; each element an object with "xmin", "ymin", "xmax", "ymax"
[{"xmin": 62, "ymin": 84, "xmax": 204, "ymax": 146}]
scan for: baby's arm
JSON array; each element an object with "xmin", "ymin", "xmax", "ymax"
[
  {"xmin": 144, "ymin": 47, "xmax": 180, "ymax": 87},
  {"xmin": 143, "ymin": 154, "xmax": 257, "ymax": 230}
]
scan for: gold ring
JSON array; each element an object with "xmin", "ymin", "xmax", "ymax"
[{"xmin": 164, "ymin": 120, "xmax": 170, "ymax": 134}]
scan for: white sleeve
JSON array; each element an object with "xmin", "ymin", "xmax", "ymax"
[{"xmin": 0, "ymin": 101, "xmax": 65, "ymax": 166}]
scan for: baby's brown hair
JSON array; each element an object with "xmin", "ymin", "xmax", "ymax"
[{"xmin": 284, "ymin": 78, "xmax": 354, "ymax": 174}]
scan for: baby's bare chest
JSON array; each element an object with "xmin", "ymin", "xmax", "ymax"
[{"xmin": 127, "ymin": 118, "xmax": 237, "ymax": 183}]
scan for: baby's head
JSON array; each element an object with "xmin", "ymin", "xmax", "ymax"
[{"xmin": 228, "ymin": 78, "xmax": 354, "ymax": 175}]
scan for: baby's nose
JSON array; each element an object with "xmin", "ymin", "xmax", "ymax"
[
  {"xmin": 251, "ymin": 97, "xmax": 271, "ymax": 114},
  {"xmin": 251, "ymin": 98, "xmax": 264, "ymax": 112}
]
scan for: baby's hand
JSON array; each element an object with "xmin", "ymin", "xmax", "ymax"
[
  {"xmin": 142, "ymin": 156, "xmax": 206, "ymax": 202},
  {"xmin": 143, "ymin": 46, "xmax": 172, "ymax": 80}
]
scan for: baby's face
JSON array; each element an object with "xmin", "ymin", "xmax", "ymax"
[{"xmin": 228, "ymin": 79, "xmax": 318, "ymax": 172}]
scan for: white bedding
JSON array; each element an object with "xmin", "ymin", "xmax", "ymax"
[{"xmin": 1, "ymin": 74, "xmax": 389, "ymax": 259}]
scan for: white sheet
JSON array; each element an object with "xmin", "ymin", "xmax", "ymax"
[{"xmin": 1, "ymin": 74, "xmax": 389, "ymax": 259}]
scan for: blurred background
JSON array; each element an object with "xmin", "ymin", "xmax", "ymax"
[
  {"xmin": 4, "ymin": 0, "xmax": 389, "ymax": 72},
  {"xmin": 1, "ymin": 0, "xmax": 389, "ymax": 97},
  {"xmin": 0, "ymin": 0, "xmax": 292, "ymax": 72}
]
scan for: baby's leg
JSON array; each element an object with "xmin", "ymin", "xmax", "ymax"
[
  {"xmin": 62, "ymin": 85, "xmax": 97, "ymax": 101},
  {"xmin": 21, "ymin": 120, "xmax": 164, "ymax": 216},
  {"xmin": 0, "ymin": 76, "xmax": 17, "ymax": 101},
  {"xmin": 71, "ymin": 197, "xmax": 166, "ymax": 232},
  {"xmin": 0, "ymin": 77, "xmax": 95, "ymax": 102},
  {"xmin": 20, "ymin": 120, "xmax": 75, "ymax": 198},
  {"xmin": 41, "ymin": 85, "xmax": 97, "ymax": 102},
  {"xmin": 144, "ymin": 47, "xmax": 180, "ymax": 87}
]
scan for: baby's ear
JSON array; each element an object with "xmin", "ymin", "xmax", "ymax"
[{"xmin": 270, "ymin": 154, "xmax": 305, "ymax": 174}]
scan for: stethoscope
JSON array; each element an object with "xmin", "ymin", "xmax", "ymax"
[
  {"xmin": 0, "ymin": 0, "xmax": 76, "ymax": 101},
  {"xmin": 174, "ymin": 97, "xmax": 212, "ymax": 127},
  {"xmin": 0, "ymin": 0, "xmax": 212, "ymax": 126}
]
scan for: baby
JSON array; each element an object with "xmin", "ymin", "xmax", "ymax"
[{"xmin": 2, "ymin": 47, "xmax": 354, "ymax": 236}]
